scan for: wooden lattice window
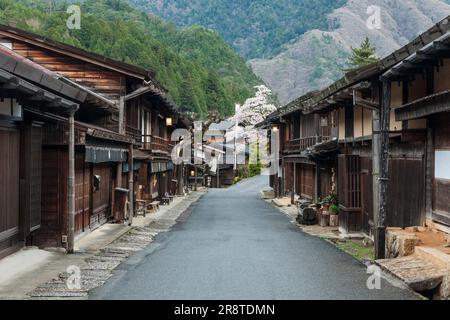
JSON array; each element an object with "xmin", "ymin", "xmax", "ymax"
[{"xmin": 338, "ymin": 155, "xmax": 361, "ymax": 209}]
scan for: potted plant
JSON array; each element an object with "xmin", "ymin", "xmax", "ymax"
[
  {"xmin": 319, "ymin": 197, "xmax": 329, "ymax": 227},
  {"xmin": 321, "ymin": 195, "xmax": 331, "ymax": 211},
  {"xmin": 328, "ymin": 192, "xmax": 338, "ymax": 206},
  {"xmin": 329, "ymin": 203, "xmax": 340, "ymax": 227}
]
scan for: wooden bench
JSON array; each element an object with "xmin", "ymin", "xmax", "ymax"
[
  {"xmin": 136, "ymin": 196, "xmax": 160, "ymax": 217},
  {"xmin": 149, "ymin": 201, "xmax": 160, "ymax": 212},
  {"xmin": 135, "ymin": 199, "xmax": 148, "ymax": 217},
  {"xmin": 163, "ymin": 193, "xmax": 174, "ymax": 205}
]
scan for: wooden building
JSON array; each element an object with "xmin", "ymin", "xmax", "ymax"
[
  {"xmin": 204, "ymin": 121, "xmax": 236, "ymax": 188},
  {"xmin": 0, "ymin": 46, "xmax": 80, "ymax": 258},
  {"xmin": 388, "ymin": 31, "xmax": 450, "ymax": 234},
  {"xmin": 134, "ymin": 88, "xmax": 190, "ymax": 202},
  {"xmin": 0, "ymin": 24, "xmax": 189, "ymax": 255},
  {"xmin": 262, "ymin": 15, "xmax": 450, "ymax": 241}
]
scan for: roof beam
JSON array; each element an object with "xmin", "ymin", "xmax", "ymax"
[
  {"xmin": 29, "ymin": 89, "xmax": 45, "ymax": 101},
  {"xmin": 0, "ymin": 77, "xmax": 19, "ymax": 89},
  {"xmin": 432, "ymin": 41, "xmax": 450, "ymax": 51},
  {"xmin": 354, "ymin": 96, "xmax": 379, "ymax": 111}
]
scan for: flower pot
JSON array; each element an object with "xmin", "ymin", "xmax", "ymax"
[
  {"xmin": 329, "ymin": 214, "xmax": 339, "ymax": 227},
  {"xmin": 319, "ymin": 211, "xmax": 330, "ymax": 227}
]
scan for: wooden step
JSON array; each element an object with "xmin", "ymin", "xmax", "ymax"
[{"xmin": 376, "ymin": 255, "xmax": 448, "ymax": 292}]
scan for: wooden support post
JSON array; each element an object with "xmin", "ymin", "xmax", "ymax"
[
  {"xmin": 67, "ymin": 107, "xmax": 78, "ymax": 254},
  {"xmin": 116, "ymin": 96, "xmax": 125, "ymax": 220},
  {"xmin": 374, "ymin": 78, "xmax": 391, "ymax": 259},
  {"xmin": 119, "ymin": 96, "xmax": 125, "ymax": 134},
  {"xmin": 372, "ymin": 104, "xmax": 381, "ymax": 251},
  {"xmin": 279, "ymin": 160, "xmax": 284, "ymax": 198},
  {"xmin": 128, "ymin": 145, "xmax": 134, "ymax": 226},
  {"xmin": 315, "ymin": 162, "xmax": 321, "ymax": 200},
  {"xmin": 177, "ymin": 164, "xmax": 184, "ymax": 195},
  {"xmin": 195, "ymin": 165, "xmax": 198, "ymax": 191},
  {"xmin": 216, "ymin": 166, "xmax": 219, "ymax": 189},
  {"xmin": 425, "ymin": 125, "xmax": 434, "ymax": 220},
  {"xmin": 291, "ymin": 163, "xmax": 295, "ymax": 204}
]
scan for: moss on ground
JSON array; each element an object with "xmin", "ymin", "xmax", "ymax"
[{"xmin": 334, "ymin": 240, "xmax": 375, "ymax": 262}]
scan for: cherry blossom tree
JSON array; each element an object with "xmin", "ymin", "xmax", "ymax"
[{"xmin": 229, "ymin": 85, "xmax": 277, "ymax": 127}]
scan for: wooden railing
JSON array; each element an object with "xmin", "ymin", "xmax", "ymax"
[
  {"xmin": 284, "ymin": 135, "xmax": 333, "ymax": 153},
  {"xmin": 320, "ymin": 126, "xmax": 332, "ymax": 138},
  {"xmin": 42, "ymin": 121, "xmax": 86, "ymax": 145},
  {"xmin": 126, "ymin": 125, "xmax": 141, "ymax": 142},
  {"xmin": 141, "ymin": 134, "xmax": 174, "ymax": 154}
]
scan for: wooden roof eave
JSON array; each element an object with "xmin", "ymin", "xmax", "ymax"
[
  {"xmin": 60, "ymin": 76, "xmax": 118, "ymax": 113},
  {"xmin": 85, "ymin": 126, "xmax": 134, "ymax": 145},
  {"xmin": 384, "ymin": 32, "xmax": 450, "ymax": 81},
  {"xmin": 299, "ymin": 15, "xmax": 450, "ymax": 111},
  {"xmin": 124, "ymin": 81, "xmax": 167, "ymax": 102},
  {"xmin": 0, "ymin": 68, "xmax": 78, "ymax": 111},
  {"xmin": 0, "ymin": 24, "xmax": 151, "ymax": 81},
  {"xmin": 25, "ymin": 108, "xmax": 132, "ymax": 145},
  {"xmin": 354, "ymin": 96, "xmax": 379, "ymax": 111},
  {"xmin": 0, "ymin": 47, "xmax": 87, "ymax": 104},
  {"xmin": 395, "ymin": 89, "xmax": 450, "ymax": 121}
]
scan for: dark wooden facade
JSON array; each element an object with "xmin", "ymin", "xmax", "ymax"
[
  {"xmin": 267, "ymin": 29, "xmax": 450, "ymax": 236},
  {"xmin": 0, "ymin": 119, "xmax": 21, "ymax": 257},
  {"xmin": 265, "ymin": 26, "xmax": 450, "ymax": 240},
  {"xmin": 0, "ymin": 68, "xmax": 79, "ymax": 257},
  {"xmin": 432, "ymin": 113, "xmax": 450, "ymax": 226},
  {"xmin": 393, "ymin": 54, "xmax": 450, "ymax": 230},
  {"xmin": 0, "ymin": 24, "xmax": 188, "ymax": 257}
]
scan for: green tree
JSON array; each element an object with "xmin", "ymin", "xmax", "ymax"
[
  {"xmin": 346, "ymin": 37, "xmax": 379, "ymax": 71},
  {"xmin": 0, "ymin": 0, "xmax": 262, "ymax": 118}
]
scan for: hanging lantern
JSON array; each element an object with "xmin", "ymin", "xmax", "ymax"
[{"xmin": 166, "ymin": 116, "xmax": 173, "ymax": 126}]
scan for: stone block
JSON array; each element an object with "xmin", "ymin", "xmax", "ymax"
[{"xmin": 386, "ymin": 229, "xmax": 420, "ymax": 258}]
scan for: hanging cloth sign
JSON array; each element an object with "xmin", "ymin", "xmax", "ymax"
[{"xmin": 85, "ymin": 146, "xmax": 127, "ymax": 163}]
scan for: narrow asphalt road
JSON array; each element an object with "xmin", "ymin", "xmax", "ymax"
[{"xmin": 91, "ymin": 175, "xmax": 418, "ymax": 300}]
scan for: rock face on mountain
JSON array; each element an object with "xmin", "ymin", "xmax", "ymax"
[{"xmin": 249, "ymin": 0, "xmax": 450, "ymax": 105}]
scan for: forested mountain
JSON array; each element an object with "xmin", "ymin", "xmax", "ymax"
[
  {"xmin": 0, "ymin": 0, "xmax": 261, "ymax": 118},
  {"xmin": 250, "ymin": 0, "xmax": 450, "ymax": 104},
  {"xmin": 129, "ymin": 0, "xmax": 347, "ymax": 60},
  {"xmin": 129, "ymin": 0, "xmax": 450, "ymax": 105}
]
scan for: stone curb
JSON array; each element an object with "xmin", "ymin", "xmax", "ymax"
[{"xmin": 26, "ymin": 191, "xmax": 206, "ymax": 300}]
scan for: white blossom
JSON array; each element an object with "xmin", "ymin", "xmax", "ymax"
[{"xmin": 229, "ymin": 85, "xmax": 277, "ymax": 127}]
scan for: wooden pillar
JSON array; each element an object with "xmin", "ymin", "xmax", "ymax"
[
  {"xmin": 315, "ymin": 162, "xmax": 321, "ymax": 200},
  {"xmin": 195, "ymin": 165, "xmax": 198, "ymax": 191},
  {"xmin": 67, "ymin": 107, "xmax": 78, "ymax": 254},
  {"xmin": 425, "ymin": 125, "xmax": 434, "ymax": 221},
  {"xmin": 177, "ymin": 164, "xmax": 184, "ymax": 195},
  {"xmin": 374, "ymin": 78, "xmax": 391, "ymax": 259},
  {"xmin": 424, "ymin": 66, "xmax": 435, "ymax": 222},
  {"xmin": 216, "ymin": 166, "xmax": 219, "ymax": 189},
  {"xmin": 290, "ymin": 163, "xmax": 295, "ymax": 204},
  {"xmin": 373, "ymin": 102, "xmax": 381, "ymax": 249},
  {"xmin": 117, "ymin": 96, "xmax": 125, "ymax": 189},
  {"xmin": 128, "ymin": 145, "xmax": 134, "ymax": 226},
  {"xmin": 279, "ymin": 159, "xmax": 284, "ymax": 197}
]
